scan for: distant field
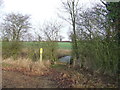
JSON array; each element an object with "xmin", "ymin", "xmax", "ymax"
[
  {"xmin": 58, "ymin": 42, "xmax": 72, "ymax": 49},
  {"xmin": 1, "ymin": 41, "xmax": 72, "ymax": 50}
]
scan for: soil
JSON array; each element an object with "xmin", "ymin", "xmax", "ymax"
[
  {"xmin": 2, "ymin": 64, "xmax": 118, "ymax": 88},
  {"xmin": 2, "ymin": 70, "xmax": 58, "ymax": 88}
]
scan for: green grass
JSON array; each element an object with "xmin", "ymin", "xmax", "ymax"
[
  {"xmin": 1, "ymin": 41, "xmax": 72, "ymax": 50},
  {"xmin": 51, "ymin": 64, "xmax": 66, "ymax": 69},
  {"xmin": 58, "ymin": 42, "xmax": 72, "ymax": 49},
  {"xmin": 0, "ymin": 42, "xmax": 2, "ymax": 47}
]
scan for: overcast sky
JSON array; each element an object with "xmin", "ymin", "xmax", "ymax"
[{"xmin": 2, "ymin": 0, "xmax": 100, "ymax": 40}]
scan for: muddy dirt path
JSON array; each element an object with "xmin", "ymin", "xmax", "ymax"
[
  {"xmin": 2, "ymin": 70, "xmax": 58, "ymax": 88},
  {"xmin": 2, "ymin": 66, "xmax": 118, "ymax": 88}
]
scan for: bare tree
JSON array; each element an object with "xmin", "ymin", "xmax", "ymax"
[
  {"xmin": 60, "ymin": 0, "xmax": 80, "ymax": 65},
  {"xmin": 40, "ymin": 21, "xmax": 62, "ymax": 41},
  {"xmin": 39, "ymin": 21, "xmax": 62, "ymax": 64},
  {"xmin": 76, "ymin": 3, "xmax": 114, "ymax": 42},
  {"xmin": 33, "ymin": 31, "xmax": 42, "ymax": 41},
  {"xmin": 59, "ymin": 35, "xmax": 64, "ymax": 41},
  {"xmin": 0, "ymin": 0, "xmax": 3, "ymax": 40},
  {"xmin": 22, "ymin": 32, "xmax": 34, "ymax": 41},
  {"xmin": 37, "ymin": 34, "xmax": 42, "ymax": 41},
  {"xmin": 2, "ymin": 13, "xmax": 31, "ymax": 41}
]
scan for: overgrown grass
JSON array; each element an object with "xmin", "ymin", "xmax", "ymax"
[
  {"xmin": 77, "ymin": 38, "xmax": 119, "ymax": 76},
  {"xmin": 2, "ymin": 41, "xmax": 71, "ymax": 61},
  {"xmin": 2, "ymin": 41, "xmax": 22, "ymax": 59},
  {"xmin": 2, "ymin": 58, "xmax": 51, "ymax": 73}
]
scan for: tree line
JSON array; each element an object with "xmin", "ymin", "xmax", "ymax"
[{"xmin": 60, "ymin": 0, "xmax": 119, "ymax": 76}]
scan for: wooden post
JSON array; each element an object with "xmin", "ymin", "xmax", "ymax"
[{"xmin": 40, "ymin": 48, "xmax": 43, "ymax": 63}]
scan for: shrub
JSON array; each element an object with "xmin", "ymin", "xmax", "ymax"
[
  {"xmin": 77, "ymin": 37, "xmax": 118, "ymax": 76},
  {"xmin": 43, "ymin": 41, "xmax": 58, "ymax": 64},
  {"xmin": 2, "ymin": 41, "xmax": 22, "ymax": 59}
]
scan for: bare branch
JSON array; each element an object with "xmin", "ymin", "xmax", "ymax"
[{"xmin": 2, "ymin": 13, "xmax": 31, "ymax": 41}]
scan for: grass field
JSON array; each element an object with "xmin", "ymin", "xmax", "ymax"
[
  {"xmin": 58, "ymin": 42, "xmax": 72, "ymax": 49},
  {"xmin": 1, "ymin": 41, "xmax": 72, "ymax": 50},
  {"xmin": 1, "ymin": 41, "xmax": 72, "ymax": 60}
]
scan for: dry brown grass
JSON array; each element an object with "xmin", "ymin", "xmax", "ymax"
[
  {"xmin": 57, "ymin": 49, "xmax": 71, "ymax": 58},
  {"xmin": 2, "ymin": 58, "xmax": 51, "ymax": 73}
]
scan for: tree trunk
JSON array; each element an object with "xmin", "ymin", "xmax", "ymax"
[{"xmin": 70, "ymin": 1, "xmax": 79, "ymax": 67}]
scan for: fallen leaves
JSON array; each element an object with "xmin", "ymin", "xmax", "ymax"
[
  {"xmin": 48, "ymin": 70, "xmax": 77, "ymax": 88},
  {"xmin": 2, "ymin": 64, "xmax": 118, "ymax": 88},
  {"xmin": 62, "ymin": 73, "xmax": 67, "ymax": 78},
  {"xmin": 2, "ymin": 66, "xmax": 50, "ymax": 77}
]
